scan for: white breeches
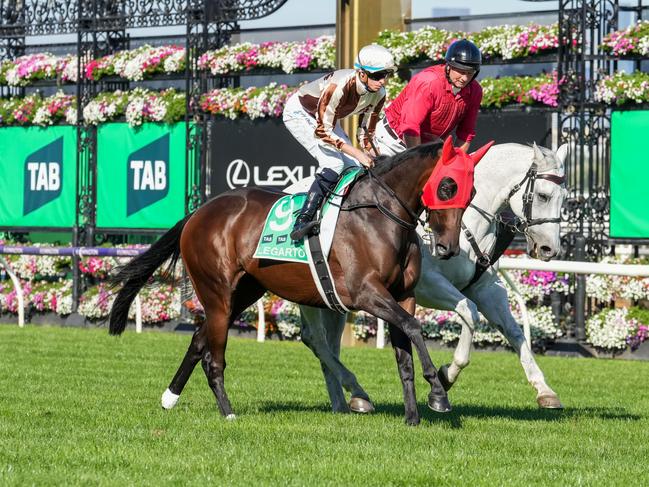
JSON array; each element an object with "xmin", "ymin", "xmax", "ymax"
[
  {"xmin": 283, "ymin": 93, "xmax": 360, "ymax": 175},
  {"xmin": 374, "ymin": 118, "xmax": 407, "ymax": 157}
]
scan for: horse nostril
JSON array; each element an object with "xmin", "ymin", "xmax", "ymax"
[
  {"xmin": 541, "ymin": 245, "xmax": 553, "ymax": 256},
  {"xmin": 436, "ymin": 244, "xmax": 448, "ymax": 256}
]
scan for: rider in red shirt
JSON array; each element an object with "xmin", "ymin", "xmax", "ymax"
[{"xmin": 378, "ymin": 39, "xmax": 483, "ymax": 155}]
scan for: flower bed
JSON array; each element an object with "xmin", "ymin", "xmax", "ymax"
[
  {"xmin": 0, "ymin": 22, "xmax": 561, "ymax": 89},
  {"xmin": 86, "ymin": 45, "xmax": 185, "ymax": 82},
  {"xmin": 601, "ymin": 20, "xmax": 649, "ymax": 57},
  {"xmin": 0, "ymin": 91, "xmax": 77, "ymax": 126},
  {"xmin": 2, "ymin": 244, "xmax": 648, "ymax": 352},
  {"xmin": 82, "ymin": 88, "xmax": 185, "ymax": 126},
  {"xmin": 594, "ymin": 71, "xmax": 649, "ymax": 106},
  {"xmin": 586, "ymin": 307, "xmax": 648, "ymax": 352},
  {"xmin": 376, "ymin": 23, "xmax": 559, "ymax": 66},
  {"xmin": 198, "ymin": 36, "xmax": 335, "ymax": 75},
  {"xmin": 0, "ymin": 53, "xmax": 76, "ymax": 86},
  {"xmin": 200, "ymin": 83, "xmax": 294, "ymax": 119},
  {"xmin": 585, "ymin": 256, "xmax": 649, "ymax": 302}
]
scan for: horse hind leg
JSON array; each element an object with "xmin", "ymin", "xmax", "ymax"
[
  {"xmin": 300, "ymin": 307, "xmax": 373, "ymax": 413},
  {"xmin": 161, "ymin": 277, "xmax": 265, "ymax": 410},
  {"xmin": 300, "ymin": 306, "xmax": 356, "ymax": 414},
  {"xmin": 162, "ymin": 326, "xmax": 206, "ymax": 409},
  {"xmin": 201, "ymin": 298, "xmax": 236, "ymax": 419},
  {"xmin": 163, "ymin": 276, "xmax": 265, "ymax": 414}
]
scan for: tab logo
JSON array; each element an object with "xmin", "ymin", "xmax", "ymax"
[
  {"xmin": 127, "ymin": 134, "xmax": 169, "ymax": 216},
  {"xmin": 23, "ymin": 137, "xmax": 63, "ymax": 216}
]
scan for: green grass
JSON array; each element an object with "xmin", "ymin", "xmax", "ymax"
[{"xmin": 1, "ymin": 326, "xmax": 648, "ymax": 486}]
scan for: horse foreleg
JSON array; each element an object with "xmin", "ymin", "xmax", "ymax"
[
  {"xmin": 415, "ymin": 275, "xmax": 481, "ymax": 391},
  {"xmin": 300, "ymin": 305, "xmax": 349, "ymax": 413},
  {"xmin": 388, "ymin": 323, "xmax": 419, "ymax": 425},
  {"xmin": 364, "ymin": 286, "xmax": 450, "ymax": 418},
  {"xmin": 467, "ymin": 279, "xmax": 563, "ymax": 409},
  {"xmin": 300, "ymin": 306, "xmax": 373, "ymax": 413},
  {"xmin": 439, "ymin": 300, "xmax": 477, "ymax": 391},
  {"xmin": 161, "ymin": 326, "xmax": 206, "ymax": 409}
]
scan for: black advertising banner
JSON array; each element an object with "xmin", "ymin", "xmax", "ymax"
[
  {"xmin": 210, "ymin": 118, "xmax": 318, "ymax": 196},
  {"xmin": 474, "ymin": 111, "xmax": 552, "ymax": 148},
  {"xmin": 209, "ymin": 112, "xmax": 552, "ymax": 197}
]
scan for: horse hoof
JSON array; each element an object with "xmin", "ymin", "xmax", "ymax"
[
  {"xmin": 438, "ymin": 364, "xmax": 454, "ymax": 392},
  {"xmin": 428, "ymin": 395, "xmax": 452, "ymax": 413},
  {"xmin": 226, "ymin": 414, "xmax": 237, "ymax": 421},
  {"xmin": 349, "ymin": 397, "xmax": 375, "ymax": 414},
  {"xmin": 161, "ymin": 388, "xmax": 180, "ymax": 410},
  {"xmin": 537, "ymin": 394, "xmax": 563, "ymax": 409},
  {"xmin": 405, "ymin": 416, "xmax": 421, "ymax": 426}
]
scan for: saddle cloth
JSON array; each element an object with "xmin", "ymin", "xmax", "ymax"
[{"xmin": 253, "ymin": 168, "xmax": 362, "ymax": 264}]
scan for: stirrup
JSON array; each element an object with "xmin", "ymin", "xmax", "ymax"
[{"xmin": 290, "ymin": 220, "xmax": 320, "ymax": 241}]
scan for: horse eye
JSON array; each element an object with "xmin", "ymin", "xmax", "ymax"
[
  {"xmin": 537, "ymin": 193, "xmax": 550, "ymax": 203},
  {"xmin": 437, "ymin": 177, "xmax": 458, "ymax": 201}
]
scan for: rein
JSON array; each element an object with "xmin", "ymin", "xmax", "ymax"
[{"xmin": 341, "ymin": 167, "xmax": 427, "ymax": 231}]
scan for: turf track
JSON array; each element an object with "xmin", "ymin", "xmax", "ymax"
[{"xmin": 1, "ymin": 326, "xmax": 648, "ymax": 485}]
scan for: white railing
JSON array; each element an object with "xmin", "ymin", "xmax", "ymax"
[
  {"xmin": 0, "ymin": 248, "xmax": 144, "ymax": 332},
  {"xmin": 6, "ymin": 252, "xmax": 649, "ymax": 341}
]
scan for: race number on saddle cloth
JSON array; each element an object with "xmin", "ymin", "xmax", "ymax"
[{"xmin": 253, "ymin": 168, "xmax": 362, "ymax": 264}]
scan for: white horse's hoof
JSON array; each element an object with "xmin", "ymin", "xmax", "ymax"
[
  {"xmin": 537, "ymin": 393, "xmax": 563, "ymax": 409},
  {"xmin": 161, "ymin": 388, "xmax": 180, "ymax": 410},
  {"xmin": 438, "ymin": 364, "xmax": 454, "ymax": 391},
  {"xmin": 226, "ymin": 414, "xmax": 237, "ymax": 421}
]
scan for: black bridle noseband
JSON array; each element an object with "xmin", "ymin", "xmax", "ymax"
[{"xmin": 462, "ymin": 161, "xmax": 566, "ymax": 267}]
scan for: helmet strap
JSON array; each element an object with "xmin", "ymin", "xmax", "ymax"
[{"xmin": 358, "ymin": 70, "xmax": 378, "ymax": 93}]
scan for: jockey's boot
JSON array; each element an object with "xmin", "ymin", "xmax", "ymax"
[
  {"xmin": 290, "ymin": 168, "xmax": 340, "ymax": 241},
  {"xmin": 290, "ymin": 190, "xmax": 324, "ymax": 241}
]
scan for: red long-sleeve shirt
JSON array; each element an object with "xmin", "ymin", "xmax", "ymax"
[{"xmin": 385, "ymin": 64, "xmax": 482, "ymax": 144}]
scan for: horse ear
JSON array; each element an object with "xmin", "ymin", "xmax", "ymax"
[
  {"xmin": 556, "ymin": 143, "xmax": 569, "ymax": 165},
  {"xmin": 532, "ymin": 142, "xmax": 545, "ymax": 163},
  {"xmin": 469, "ymin": 140, "xmax": 494, "ymax": 166},
  {"xmin": 440, "ymin": 136, "xmax": 456, "ymax": 165}
]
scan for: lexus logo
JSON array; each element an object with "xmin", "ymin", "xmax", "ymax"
[
  {"xmin": 224, "ymin": 158, "xmax": 318, "ymax": 189},
  {"xmin": 226, "ymin": 158, "xmax": 251, "ymax": 189}
]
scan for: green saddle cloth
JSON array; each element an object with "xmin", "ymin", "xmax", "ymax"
[{"xmin": 253, "ymin": 168, "xmax": 362, "ymax": 264}]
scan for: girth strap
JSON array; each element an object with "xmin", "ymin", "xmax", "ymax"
[{"xmin": 305, "ymin": 234, "xmax": 349, "ymax": 314}]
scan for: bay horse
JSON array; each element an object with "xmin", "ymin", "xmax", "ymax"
[
  {"xmin": 298, "ymin": 143, "xmax": 568, "ymax": 413},
  {"xmin": 109, "ymin": 138, "xmax": 489, "ymax": 424}
]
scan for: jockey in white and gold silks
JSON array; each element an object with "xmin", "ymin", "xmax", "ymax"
[{"xmin": 282, "ymin": 44, "xmax": 396, "ymax": 241}]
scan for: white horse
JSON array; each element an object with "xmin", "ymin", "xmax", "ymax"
[
  {"xmin": 300, "ymin": 142, "xmax": 568, "ymax": 412},
  {"xmin": 160, "ymin": 143, "xmax": 567, "ymax": 414}
]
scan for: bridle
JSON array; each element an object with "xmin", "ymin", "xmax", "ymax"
[{"xmin": 462, "ymin": 160, "xmax": 566, "ymax": 267}]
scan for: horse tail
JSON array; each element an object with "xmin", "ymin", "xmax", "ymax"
[{"xmin": 108, "ymin": 214, "xmax": 192, "ymax": 335}]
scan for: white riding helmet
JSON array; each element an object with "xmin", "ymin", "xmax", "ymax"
[{"xmin": 354, "ymin": 44, "xmax": 396, "ymax": 73}]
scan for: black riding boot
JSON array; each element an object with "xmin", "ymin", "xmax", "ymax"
[
  {"xmin": 290, "ymin": 190, "xmax": 324, "ymax": 241},
  {"xmin": 290, "ymin": 168, "xmax": 340, "ymax": 241}
]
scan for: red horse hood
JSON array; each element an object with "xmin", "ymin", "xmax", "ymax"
[{"xmin": 421, "ymin": 136, "xmax": 494, "ymax": 210}]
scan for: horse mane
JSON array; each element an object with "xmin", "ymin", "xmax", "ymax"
[{"xmin": 371, "ymin": 140, "xmax": 444, "ymax": 176}]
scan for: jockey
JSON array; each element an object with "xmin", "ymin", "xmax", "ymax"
[
  {"xmin": 376, "ymin": 39, "xmax": 483, "ymax": 157},
  {"xmin": 283, "ymin": 44, "xmax": 396, "ymax": 241}
]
